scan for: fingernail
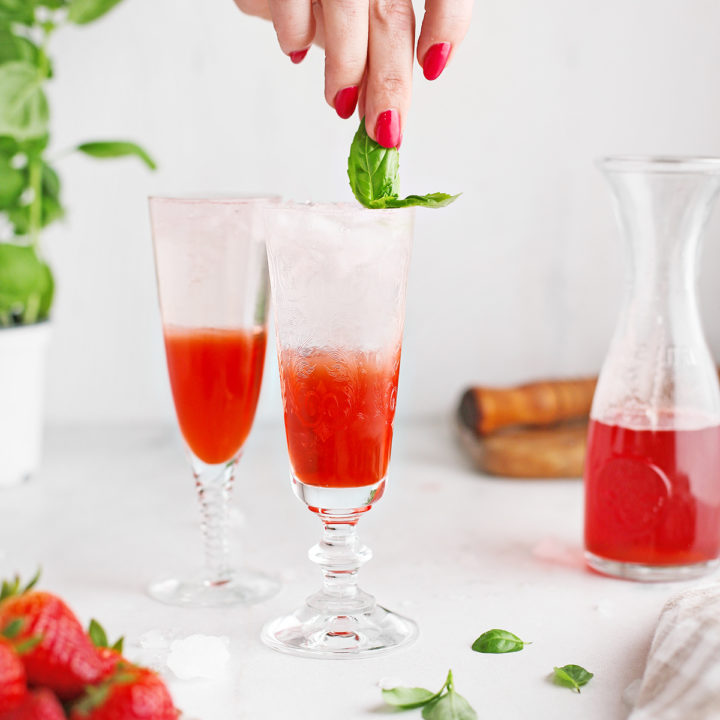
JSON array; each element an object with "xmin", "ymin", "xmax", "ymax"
[
  {"xmin": 289, "ymin": 48, "xmax": 309, "ymax": 64},
  {"xmin": 374, "ymin": 110, "xmax": 401, "ymax": 148},
  {"xmin": 423, "ymin": 42, "xmax": 451, "ymax": 81},
  {"xmin": 334, "ymin": 86, "xmax": 359, "ymax": 119}
]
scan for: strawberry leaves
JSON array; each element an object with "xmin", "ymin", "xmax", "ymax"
[{"xmin": 88, "ymin": 619, "xmax": 124, "ymax": 653}]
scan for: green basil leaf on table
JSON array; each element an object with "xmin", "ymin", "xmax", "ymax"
[
  {"xmin": 67, "ymin": 0, "xmax": 123, "ymax": 24},
  {"xmin": 472, "ymin": 629, "xmax": 530, "ymax": 654},
  {"xmin": 553, "ymin": 664, "xmax": 594, "ymax": 693},
  {"xmin": 422, "ymin": 690, "xmax": 477, "ymax": 720},
  {"xmin": 382, "ymin": 686, "xmax": 440, "ymax": 709},
  {"xmin": 76, "ymin": 140, "xmax": 157, "ymax": 169},
  {"xmin": 0, "ymin": 61, "xmax": 49, "ymax": 139}
]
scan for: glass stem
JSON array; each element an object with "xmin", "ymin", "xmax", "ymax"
[
  {"xmin": 195, "ymin": 459, "xmax": 237, "ymax": 586},
  {"xmin": 308, "ymin": 515, "xmax": 375, "ymax": 613}
]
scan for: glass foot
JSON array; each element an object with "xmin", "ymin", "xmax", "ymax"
[
  {"xmin": 148, "ymin": 569, "xmax": 279, "ymax": 607},
  {"xmin": 585, "ymin": 551, "xmax": 720, "ymax": 582},
  {"xmin": 261, "ymin": 602, "xmax": 418, "ymax": 658}
]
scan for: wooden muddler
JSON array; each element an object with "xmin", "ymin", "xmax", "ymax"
[{"xmin": 458, "ymin": 377, "xmax": 598, "ymax": 436}]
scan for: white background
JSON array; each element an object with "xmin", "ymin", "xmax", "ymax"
[{"xmin": 42, "ymin": 0, "xmax": 720, "ymax": 425}]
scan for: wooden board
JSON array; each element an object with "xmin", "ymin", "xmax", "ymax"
[{"xmin": 457, "ymin": 420, "xmax": 588, "ymax": 479}]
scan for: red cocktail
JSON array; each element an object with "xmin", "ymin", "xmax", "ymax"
[
  {"xmin": 165, "ymin": 327, "xmax": 267, "ymax": 465},
  {"xmin": 149, "ymin": 195, "xmax": 278, "ymax": 607},
  {"xmin": 280, "ymin": 347, "xmax": 400, "ymax": 489},
  {"xmin": 584, "ymin": 419, "xmax": 720, "ymax": 566}
]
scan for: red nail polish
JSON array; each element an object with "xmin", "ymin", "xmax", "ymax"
[
  {"xmin": 289, "ymin": 48, "xmax": 309, "ymax": 64},
  {"xmin": 375, "ymin": 110, "xmax": 401, "ymax": 148},
  {"xmin": 334, "ymin": 86, "xmax": 359, "ymax": 119},
  {"xmin": 423, "ymin": 42, "xmax": 451, "ymax": 80}
]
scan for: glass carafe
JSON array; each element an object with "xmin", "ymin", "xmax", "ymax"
[{"xmin": 585, "ymin": 157, "xmax": 720, "ymax": 581}]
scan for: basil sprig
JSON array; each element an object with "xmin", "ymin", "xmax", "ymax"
[
  {"xmin": 382, "ymin": 669, "xmax": 477, "ymax": 720},
  {"xmin": 347, "ymin": 119, "xmax": 459, "ymax": 209},
  {"xmin": 553, "ymin": 665, "xmax": 594, "ymax": 693},
  {"xmin": 471, "ymin": 629, "xmax": 531, "ymax": 654}
]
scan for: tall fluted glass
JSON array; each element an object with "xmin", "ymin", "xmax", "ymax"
[
  {"xmin": 585, "ymin": 157, "xmax": 720, "ymax": 581},
  {"xmin": 262, "ymin": 202, "xmax": 418, "ymax": 657},
  {"xmin": 148, "ymin": 196, "xmax": 279, "ymax": 606}
]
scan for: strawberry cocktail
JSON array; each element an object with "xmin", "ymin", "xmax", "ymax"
[
  {"xmin": 262, "ymin": 202, "xmax": 417, "ymax": 658},
  {"xmin": 149, "ymin": 196, "xmax": 278, "ymax": 607}
]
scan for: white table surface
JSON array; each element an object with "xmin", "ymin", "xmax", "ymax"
[{"xmin": 0, "ymin": 420, "xmax": 707, "ymax": 720}]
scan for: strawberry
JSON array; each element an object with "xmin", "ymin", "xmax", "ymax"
[
  {"xmin": 2, "ymin": 688, "xmax": 66, "ymax": 720},
  {"xmin": 0, "ymin": 636, "xmax": 27, "ymax": 713},
  {"xmin": 87, "ymin": 619, "xmax": 125, "ymax": 677},
  {"xmin": 0, "ymin": 575, "xmax": 111, "ymax": 700},
  {"xmin": 70, "ymin": 663, "xmax": 179, "ymax": 720}
]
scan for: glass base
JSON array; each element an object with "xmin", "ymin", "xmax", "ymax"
[
  {"xmin": 585, "ymin": 551, "xmax": 720, "ymax": 582},
  {"xmin": 148, "ymin": 569, "xmax": 279, "ymax": 607},
  {"xmin": 261, "ymin": 602, "xmax": 418, "ymax": 658}
]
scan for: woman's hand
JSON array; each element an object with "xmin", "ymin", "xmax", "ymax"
[{"xmin": 233, "ymin": 0, "xmax": 472, "ymax": 148}]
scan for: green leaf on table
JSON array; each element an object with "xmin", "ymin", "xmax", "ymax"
[
  {"xmin": 553, "ymin": 664, "xmax": 594, "ymax": 693},
  {"xmin": 471, "ymin": 629, "xmax": 530, "ymax": 654},
  {"xmin": 382, "ymin": 687, "xmax": 441, "ymax": 709},
  {"xmin": 347, "ymin": 118, "xmax": 399, "ymax": 207},
  {"xmin": 0, "ymin": 30, "xmax": 39, "ymax": 66},
  {"xmin": 76, "ymin": 140, "xmax": 157, "ymax": 169},
  {"xmin": 347, "ymin": 117, "xmax": 458, "ymax": 210},
  {"xmin": 67, "ymin": 0, "xmax": 124, "ymax": 24},
  {"xmin": 0, "ymin": 61, "xmax": 49, "ymax": 139},
  {"xmin": 422, "ymin": 690, "xmax": 477, "ymax": 720}
]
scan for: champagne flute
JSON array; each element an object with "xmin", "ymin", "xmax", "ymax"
[
  {"xmin": 262, "ymin": 202, "xmax": 418, "ymax": 656},
  {"xmin": 148, "ymin": 196, "xmax": 279, "ymax": 607}
]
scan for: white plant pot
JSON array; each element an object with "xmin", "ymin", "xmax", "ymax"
[{"xmin": 0, "ymin": 323, "xmax": 50, "ymax": 487}]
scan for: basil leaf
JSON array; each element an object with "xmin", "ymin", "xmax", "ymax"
[
  {"xmin": 0, "ymin": 244, "xmax": 49, "ymax": 325},
  {"xmin": 67, "ymin": 0, "xmax": 124, "ymax": 24},
  {"xmin": 472, "ymin": 629, "xmax": 530, "ymax": 654},
  {"xmin": 347, "ymin": 118, "xmax": 459, "ymax": 210},
  {"xmin": 0, "ymin": 0, "xmax": 35, "ymax": 25},
  {"xmin": 0, "ymin": 61, "xmax": 49, "ymax": 139},
  {"xmin": 76, "ymin": 141, "xmax": 157, "ymax": 170},
  {"xmin": 347, "ymin": 118, "xmax": 399, "ymax": 208},
  {"xmin": 0, "ymin": 153, "xmax": 24, "ymax": 208},
  {"xmin": 0, "ymin": 30, "xmax": 39, "ymax": 66},
  {"xmin": 553, "ymin": 665, "xmax": 594, "ymax": 693},
  {"xmin": 382, "ymin": 686, "xmax": 439, "ymax": 709},
  {"xmin": 382, "ymin": 192, "xmax": 459, "ymax": 209},
  {"xmin": 422, "ymin": 691, "xmax": 477, "ymax": 720}
]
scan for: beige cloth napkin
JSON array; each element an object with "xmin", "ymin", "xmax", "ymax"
[{"xmin": 630, "ymin": 585, "xmax": 720, "ymax": 720}]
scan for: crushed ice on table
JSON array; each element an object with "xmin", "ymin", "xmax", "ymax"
[
  {"xmin": 623, "ymin": 678, "xmax": 643, "ymax": 707},
  {"xmin": 166, "ymin": 634, "xmax": 231, "ymax": 680},
  {"xmin": 531, "ymin": 537, "xmax": 585, "ymax": 568}
]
